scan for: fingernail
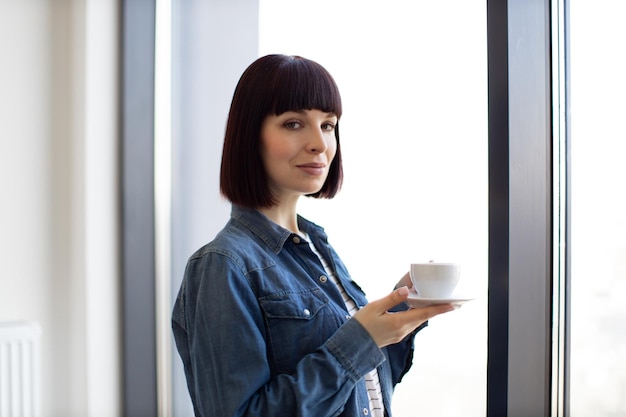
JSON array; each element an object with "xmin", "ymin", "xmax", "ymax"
[{"xmin": 398, "ymin": 286, "xmax": 409, "ymax": 296}]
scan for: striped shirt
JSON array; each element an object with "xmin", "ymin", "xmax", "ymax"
[{"xmin": 304, "ymin": 234, "xmax": 385, "ymax": 417}]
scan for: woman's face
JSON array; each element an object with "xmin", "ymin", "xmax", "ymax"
[{"xmin": 260, "ymin": 109, "xmax": 338, "ymax": 204}]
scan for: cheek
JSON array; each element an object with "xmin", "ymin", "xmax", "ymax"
[
  {"xmin": 262, "ymin": 138, "xmax": 298, "ymax": 165},
  {"xmin": 273, "ymin": 145, "xmax": 298, "ymax": 159}
]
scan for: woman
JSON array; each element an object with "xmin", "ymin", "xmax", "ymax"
[{"xmin": 172, "ymin": 54, "xmax": 454, "ymax": 417}]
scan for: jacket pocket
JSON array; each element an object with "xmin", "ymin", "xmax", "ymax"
[
  {"xmin": 259, "ymin": 288, "xmax": 328, "ymax": 319},
  {"xmin": 259, "ymin": 289, "xmax": 334, "ymax": 372}
]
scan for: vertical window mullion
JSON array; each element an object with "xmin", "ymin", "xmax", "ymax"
[
  {"xmin": 121, "ymin": 0, "xmax": 158, "ymax": 415},
  {"xmin": 487, "ymin": 0, "xmax": 510, "ymax": 414},
  {"xmin": 488, "ymin": 0, "xmax": 554, "ymax": 415}
]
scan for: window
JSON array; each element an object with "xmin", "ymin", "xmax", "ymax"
[
  {"xmin": 568, "ymin": 1, "xmax": 626, "ymax": 415},
  {"xmin": 155, "ymin": 1, "xmax": 563, "ymax": 416},
  {"xmin": 259, "ymin": 1, "xmax": 488, "ymax": 415}
]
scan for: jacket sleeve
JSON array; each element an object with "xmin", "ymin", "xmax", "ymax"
[{"xmin": 172, "ymin": 251, "xmax": 385, "ymax": 417}]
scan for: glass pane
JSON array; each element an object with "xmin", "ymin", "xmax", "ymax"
[
  {"xmin": 259, "ymin": 1, "xmax": 488, "ymax": 416},
  {"xmin": 569, "ymin": 1, "xmax": 626, "ymax": 415}
]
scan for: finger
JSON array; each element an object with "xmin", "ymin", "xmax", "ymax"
[
  {"xmin": 369, "ymin": 286, "xmax": 411, "ymax": 313},
  {"xmin": 380, "ymin": 303, "xmax": 456, "ymax": 346},
  {"xmin": 406, "ymin": 303, "xmax": 456, "ymax": 320},
  {"xmin": 426, "ymin": 303, "xmax": 456, "ymax": 316}
]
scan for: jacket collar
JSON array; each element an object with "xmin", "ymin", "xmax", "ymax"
[{"xmin": 230, "ymin": 205, "xmax": 328, "ymax": 254}]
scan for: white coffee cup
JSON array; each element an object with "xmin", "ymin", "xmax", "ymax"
[{"xmin": 409, "ymin": 262, "xmax": 461, "ymax": 298}]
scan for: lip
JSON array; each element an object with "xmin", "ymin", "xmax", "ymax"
[{"xmin": 296, "ymin": 162, "xmax": 326, "ymax": 176}]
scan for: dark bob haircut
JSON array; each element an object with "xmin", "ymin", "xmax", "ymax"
[{"xmin": 220, "ymin": 54, "xmax": 344, "ymax": 208}]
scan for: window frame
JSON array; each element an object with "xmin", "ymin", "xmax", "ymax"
[{"xmin": 120, "ymin": 0, "xmax": 564, "ymax": 415}]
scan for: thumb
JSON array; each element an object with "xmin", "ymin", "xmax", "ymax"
[{"xmin": 371, "ymin": 286, "xmax": 410, "ymax": 313}]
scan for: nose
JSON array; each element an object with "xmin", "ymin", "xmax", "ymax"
[{"xmin": 307, "ymin": 127, "xmax": 329, "ymax": 153}]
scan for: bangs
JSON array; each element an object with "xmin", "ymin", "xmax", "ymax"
[{"xmin": 268, "ymin": 57, "xmax": 343, "ymax": 118}]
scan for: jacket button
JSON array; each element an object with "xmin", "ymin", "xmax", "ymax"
[
  {"xmin": 303, "ymin": 309, "xmax": 311, "ymax": 316},
  {"xmin": 292, "ymin": 236, "xmax": 301, "ymax": 244},
  {"xmin": 363, "ymin": 408, "xmax": 369, "ymax": 415},
  {"xmin": 319, "ymin": 275, "xmax": 328, "ymax": 283}
]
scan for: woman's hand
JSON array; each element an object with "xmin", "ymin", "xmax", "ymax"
[{"xmin": 353, "ymin": 286, "xmax": 454, "ymax": 348}]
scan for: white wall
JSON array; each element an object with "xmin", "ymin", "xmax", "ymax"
[{"xmin": 0, "ymin": 1, "xmax": 121, "ymax": 416}]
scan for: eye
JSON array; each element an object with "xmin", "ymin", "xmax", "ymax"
[
  {"xmin": 321, "ymin": 121, "xmax": 336, "ymax": 132},
  {"xmin": 284, "ymin": 120, "xmax": 303, "ymax": 129}
]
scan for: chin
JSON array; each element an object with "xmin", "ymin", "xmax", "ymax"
[{"xmin": 296, "ymin": 182, "xmax": 325, "ymax": 194}]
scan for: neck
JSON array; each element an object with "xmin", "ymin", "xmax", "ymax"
[{"xmin": 258, "ymin": 198, "xmax": 302, "ymax": 235}]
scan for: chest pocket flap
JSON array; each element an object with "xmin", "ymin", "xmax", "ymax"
[{"xmin": 259, "ymin": 289, "xmax": 328, "ymax": 320}]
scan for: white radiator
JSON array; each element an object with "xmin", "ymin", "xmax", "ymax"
[{"xmin": 0, "ymin": 322, "xmax": 41, "ymax": 417}]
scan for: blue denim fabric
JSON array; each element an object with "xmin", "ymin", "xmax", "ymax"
[{"xmin": 172, "ymin": 205, "xmax": 424, "ymax": 417}]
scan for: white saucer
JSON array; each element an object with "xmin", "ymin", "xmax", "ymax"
[{"xmin": 406, "ymin": 290, "xmax": 475, "ymax": 308}]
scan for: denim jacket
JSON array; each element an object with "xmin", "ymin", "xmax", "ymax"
[{"xmin": 172, "ymin": 205, "xmax": 424, "ymax": 417}]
